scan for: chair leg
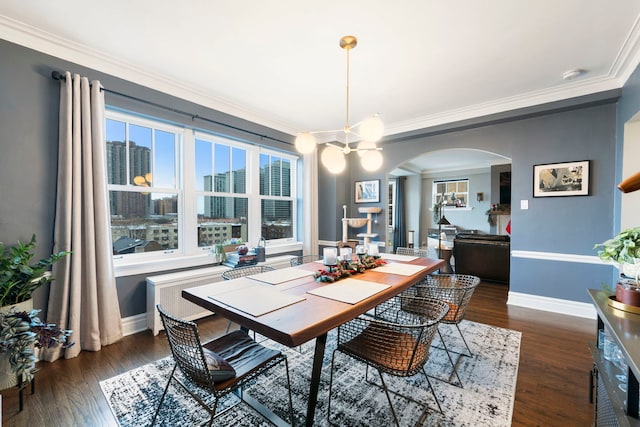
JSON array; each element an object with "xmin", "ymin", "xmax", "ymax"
[
  {"xmin": 434, "ymin": 329, "xmax": 464, "ymax": 387},
  {"xmin": 327, "ymin": 350, "xmax": 340, "ymax": 425},
  {"xmin": 455, "ymin": 323, "xmax": 473, "ymax": 357},
  {"xmin": 283, "ymin": 358, "xmax": 295, "ymax": 427},
  {"xmin": 376, "ymin": 370, "xmax": 401, "ymax": 427},
  {"xmin": 151, "ymin": 364, "xmax": 177, "ymax": 426},
  {"xmin": 422, "ymin": 367, "xmax": 444, "ymax": 414}
]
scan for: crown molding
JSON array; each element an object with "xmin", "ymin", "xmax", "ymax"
[
  {"xmin": 0, "ymin": 14, "xmax": 299, "ymax": 136},
  {"xmin": 2, "ymin": 13, "xmax": 639, "ymax": 140}
]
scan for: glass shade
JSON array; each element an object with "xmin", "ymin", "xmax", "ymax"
[
  {"xmin": 321, "ymin": 145, "xmax": 346, "ymax": 174},
  {"xmin": 361, "ymin": 149, "xmax": 383, "ymax": 171},
  {"xmin": 295, "ymin": 132, "xmax": 317, "ymax": 154},
  {"xmin": 358, "ymin": 116, "xmax": 384, "ymax": 142},
  {"xmin": 356, "ymin": 140, "xmax": 376, "ymax": 157}
]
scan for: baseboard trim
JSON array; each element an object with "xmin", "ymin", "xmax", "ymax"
[
  {"xmin": 507, "ymin": 291, "xmax": 596, "ymax": 319},
  {"xmin": 121, "ymin": 313, "xmax": 148, "ymax": 336}
]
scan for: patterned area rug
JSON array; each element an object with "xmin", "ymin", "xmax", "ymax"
[{"xmin": 100, "ymin": 320, "xmax": 520, "ymax": 426}]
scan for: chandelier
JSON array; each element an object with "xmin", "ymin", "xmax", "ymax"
[{"xmin": 294, "ymin": 35, "xmax": 384, "ymax": 174}]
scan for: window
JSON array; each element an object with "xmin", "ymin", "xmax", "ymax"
[
  {"xmin": 195, "ymin": 134, "xmax": 248, "ymax": 247},
  {"xmin": 105, "ymin": 110, "xmax": 298, "ymax": 267},
  {"xmin": 433, "ymin": 179, "xmax": 469, "ymax": 208},
  {"xmin": 259, "ymin": 153, "xmax": 294, "ymax": 241},
  {"xmin": 106, "ymin": 114, "xmax": 181, "ymax": 256}
]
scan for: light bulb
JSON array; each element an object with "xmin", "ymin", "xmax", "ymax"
[
  {"xmin": 321, "ymin": 145, "xmax": 346, "ymax": 174},
  {"xmin": 361, "ymin": 149, "xmax": 383, "ymax": 171},
  {"xmin": 295, "ymin": 132, "xmax": 317, "ymax": 154},
  {"xmin": 358, "ymin": 115, "xmax": 384, "ymax": 142},
  {"xmin": 357, "ymin": 140, "xmax": 376, "ymax": 157}
]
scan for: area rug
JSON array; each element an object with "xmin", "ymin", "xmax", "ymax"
[{"xmin": 100, "ymin": 320, "xmax": 521, "ymax": 426}]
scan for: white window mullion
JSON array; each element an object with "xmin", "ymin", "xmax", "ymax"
[
  {"xmin": 183, "ymin": 129, "xmax": 198, "ymax": 254},
  {"xmin": 248, "ymin": 147, "xmax": 262, "ymax": 246}
]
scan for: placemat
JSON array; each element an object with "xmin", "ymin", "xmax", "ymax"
[
  {"xmin": 307, "ymin": 278, "xmax": 390, "ymax": 304},
  {"xmin": 381, "ymin": 253, "xmax": 418, "ymax": 261},
  {"xmin": 209, "ymin": 285, "xmax": 305, "ymax": 317},
  {"xmin": 371, "ymin": 263, "xmax": 428, "ymax": 276},
  {"xmin": 248, "ymin": 266, "xmax": 315, "ymax": 285}
]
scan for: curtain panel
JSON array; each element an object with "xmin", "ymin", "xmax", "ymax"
[
  {"xmin": 44, "ymin": 72, "xmax": 122, "ymax": 361},
  {"xmin": 393, "ymin": 177, "xmax": 407, "ymax": 250}
]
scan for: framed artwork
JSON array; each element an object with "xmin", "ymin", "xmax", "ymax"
[
  {"xmin": 533, "ymin": 160, "xmax": 590, "ymax": 197},
  {"xmin": 355, "ymin": 179, "xmax": 380, "ymax": 203}
]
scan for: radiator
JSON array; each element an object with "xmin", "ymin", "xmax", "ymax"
[{"xmin": 146, "ymin": 255, "xmax": 296, "ymax": 335}]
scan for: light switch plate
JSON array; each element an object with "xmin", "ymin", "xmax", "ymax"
[{"xmin": 520, "ymin": 199, "xmax": 529, "ymax": 210}]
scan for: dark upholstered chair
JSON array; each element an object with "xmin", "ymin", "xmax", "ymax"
[
  {"xmin": 289, "ymin": 254, "xmax": 321, "ymax": 266},
  {"xmin": 405, "ymin": 273, "xmax": 480, "ymax": 386},
  {"xmin": 395, "ymin": 247, "xmax": 429, "ymax": 257},
  {"xmin": 327, "ymin": 296, "xmax": 449, "ymax": 426},
  {"xmin": 153, "ymin": 305, "xmax": 293, "ymax": 426}
]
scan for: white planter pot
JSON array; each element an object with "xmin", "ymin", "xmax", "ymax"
[
  {"xmin": 622, "ymin": 260, "xmax": 640, "ymax": 281},
  {"xmin": 0, "ymin": 299, "xmax": 34, "ymax": 390}
]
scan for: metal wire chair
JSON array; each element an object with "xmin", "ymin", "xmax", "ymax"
[
  {"xmin": 395, "ymin": 247, "xmax": 429, "ymax": 257},
  {"xmin": 289, "ymin": 254, "xmax": 321, "ymax": 266},
  {"xmin": 153, "ymin": 305, "xmax": 294, "ymax": 427},
  {"xmin": 405, "ymin": 273, "xmax": 480, "ymax": 387},
  {"xmin": 221, "ymin": 265, "xmax": 276, "ymax": 334},
  {"xmin": 221, "ymin": 264, "xmax": 276, "ymax": 280},
  {"xmin": 327, "ymin": 296, "xmax": 450, "ymax": 426}
]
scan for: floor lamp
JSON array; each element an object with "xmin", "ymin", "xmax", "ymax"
[{"xmin": 437, "ymin": 214, "xmax": 451, "ymax": 258}]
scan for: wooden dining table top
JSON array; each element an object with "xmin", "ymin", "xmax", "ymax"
[{"xmin": 182, "ymin": 255, "xmax": 445, "ymax": 348}]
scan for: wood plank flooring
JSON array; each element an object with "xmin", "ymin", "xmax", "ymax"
[{"xmin": 0, "ymin": 282, "xmax": 595, "ymax": 426}]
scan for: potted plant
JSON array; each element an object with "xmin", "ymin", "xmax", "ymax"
[
  {"xmin": 0, "ymin": 234, "xmax": 69, "ymax": 308},
  {"xmin": 0, "ymin": 235, "xmax": 71, "ymax": 388},
  {"xmin": 594, "ymin": 227, "xmax": 640, "ymax": 306},
  {"xmin": 0, "ymin": 308, "xmax": 73, "ymax": 387}
]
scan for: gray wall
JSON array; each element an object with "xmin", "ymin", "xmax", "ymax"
[
  {"xmin": 341, "ymin": 98, "xmax": 620, "ymax": 303},
  {"xmin": 0, "ymin": 39, "xmax": 296, "ymax": 317}
]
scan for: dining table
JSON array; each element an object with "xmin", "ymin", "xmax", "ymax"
[{"xmin": 182, "ymin": 253, "xmax": 444, "ymax": 426}]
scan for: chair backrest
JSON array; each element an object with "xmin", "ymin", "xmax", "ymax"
[
  {"xmin": 395, "ymin": 247, "xmax": 429, "ymax": 257},
  {"xmin": 337, "ymin": 296, "xmax": 449, "ymax": 377},
  {"xmin": 411, "ymin": 274, "xmax": 480, "ymax": 324},
  {"xmin": 156, "ymin": 304, "xmax": 213, "ymax": 387},
  {"xmin": 221, "ymin": 265, "xmax": 276, "ymax": 280},
  {"xmin": 290, "ymin": 254, "xmax": 321, "ymax": 266}
]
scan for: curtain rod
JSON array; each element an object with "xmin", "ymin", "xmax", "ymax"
[{"xmin": 50, "ymin": 70, "xmax": 292, "ymax": 146}]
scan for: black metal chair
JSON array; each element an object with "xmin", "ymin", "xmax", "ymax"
[
  {"xmin": 289, "ymin": 254, "xmax": 321, "ymax": 266},
  {"xmin": 395, "ymin": 247, "xmax": 429, "ymax": 257},
  {"xmin": 221, "ymin": 265, "xmax": 276, "ymax": 334},
  {"xmin": 327, "ymin": 295, "xmax": 449, "ymax": 426},
  {"xmin": 153, "ymin": 305, "xmax": 294, "ymax": 426},
  {"xmin": 405, "ymin": 273, "xmax": 480, "ymax": 387},
  {"xmin": 221, "ymin": 264, "xmax": 276, "ymax": 280}
]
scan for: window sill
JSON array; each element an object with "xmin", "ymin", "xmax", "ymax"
[
  {"xmin": 114, "ymin": 241, "xmax": 303, "ymax": 278},
  {"xmin": 428, "ymin": 207, "xmax": 473, "ymax": 212}
]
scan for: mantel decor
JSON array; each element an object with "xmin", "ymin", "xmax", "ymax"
[
  {"xmin": 533, "ymin": 160, "xmax": 590, "ymax": 197},
  {"xmin": 355, "ymin": 180, "xmax": 380, "ymax": 203}
]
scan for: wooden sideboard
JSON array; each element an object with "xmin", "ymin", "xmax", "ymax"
[{"xmin": 589, "ymin": 289, "xmax": 640, "ymax": 426}]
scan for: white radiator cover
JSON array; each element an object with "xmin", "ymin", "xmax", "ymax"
[{"xmin": 146, "ymin": 255, "xmax": 296, "ymax": 335}]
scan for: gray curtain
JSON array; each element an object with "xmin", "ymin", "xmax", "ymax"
[
  {"xmin": 44, "ymin": 72, "xmax": 123, "ymax": 361},
  {"xmin": 393, "ymin": 177, "xmax": 407, "ymax": 249}
]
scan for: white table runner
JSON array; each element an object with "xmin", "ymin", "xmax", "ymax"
[
  {"xmin": 208, "ymin": 285, "xmax": 305, "ymax": 317},
  {"xmin": 307, "ymin": 278, "xmax": 391, "ymax": 304},
  {"xmin": 372, "ymin": 263, "xmax": 428, "ymax": 276},
  {"xmin": 248, "ymin": 266, "xmax": 315, "ymax": 285}
]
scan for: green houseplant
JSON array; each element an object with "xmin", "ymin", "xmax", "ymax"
[
  {"xmin": 0, "ymin": 234, "xmax": 69, "ymax": 307},
  {"xmin": 0, "ymin": 235, "xmax": 72, "ymax": 387},
  {"xmin": 594, "ymin": 227, "xmax": 640, "ymax": 306}
]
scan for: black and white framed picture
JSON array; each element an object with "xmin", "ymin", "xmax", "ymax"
[
  {"xmin": 533, "ymin": 160, "xmax": 590, "ymax": 197},
  {"xmin": 355, "ymin": 179, "xmax": 380, "ymax": 203}
]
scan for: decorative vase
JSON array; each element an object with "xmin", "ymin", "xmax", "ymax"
[
  {"xmin": 615, "ymin": 279, "xmax": 640, "ymax": 307},
  {"xmin": 0, "ymin": 298, "xmax": 34, "ymax": 390},
  {"xmin": 621, "ymin": 259, "xmax": 640, "ymax": 280}
]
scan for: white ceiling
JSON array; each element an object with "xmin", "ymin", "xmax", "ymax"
[{"xmin": 1, "ymin": 1, "xmax": 640, "ymax": 173}]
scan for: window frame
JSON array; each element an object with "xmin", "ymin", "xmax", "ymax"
[
  {"xmin": 105, "ymin": 109, "xmax": 300, "ymax": 276},
  {"xmin": 432, "ymin": 178, "xmax": 470, "ymax": 210}
]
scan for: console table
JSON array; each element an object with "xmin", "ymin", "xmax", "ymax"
[{"xmin": 589, "ymin": 289, "xmax": 640, "ymax": 426}]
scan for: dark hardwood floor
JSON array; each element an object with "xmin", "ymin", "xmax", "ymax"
[{"xmin": 0, "ymin": 282, "xmax": 595, "ymax": 426}]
